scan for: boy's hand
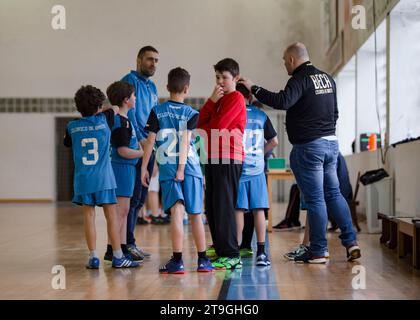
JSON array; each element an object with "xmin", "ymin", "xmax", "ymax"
[
  {"xmin": 238, "ymin": 78, "xmax": 254, "ymax": 92},
  {"xmin": 141, "ymin": 170, "xmax": 150, "ymax": 187},
  {"xmin": 175, "ymin": 169, "xmax": 185, "ymax": 182},
  {"xmin": 210, "ymin": 85, "xmax": 224, "ymax": 103}
]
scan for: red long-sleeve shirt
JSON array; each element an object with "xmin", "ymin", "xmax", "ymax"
[{"xmin": 197, "ymin": 91, "xmax": 246, "ymax": 162}]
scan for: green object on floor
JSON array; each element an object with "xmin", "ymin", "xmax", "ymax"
[
  {"xmin": 240, "ymin": 248, "xmax": 254, "ymax": 258},
  {"xmin": 212, "ymin": 257, "xmax": 242, "ymax": 270}
]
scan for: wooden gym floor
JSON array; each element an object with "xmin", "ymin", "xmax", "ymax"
[{"xmin": 0, "ymin": 202, "xmax": 419, "ymax": 300}]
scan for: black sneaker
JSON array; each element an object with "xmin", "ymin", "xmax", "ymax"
[
  {"xmin": 294, "ymin": 250, "xmax": 327, "ymax": 264},
  {"xmin": 136, "ymin": 217, "xmax": 149, "ymax": 225},
  {"xmin": 151, "ymin": 216, "xmax": 164, "ymax": 225},
  {"xmin": 104, "ymin": 251, "xmax": 113, "ymax": 264},
  {"xmin": 273, "ymin": 220, "xmax": 301, "ymax": 230}
]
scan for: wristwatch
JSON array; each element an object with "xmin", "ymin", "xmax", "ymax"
[{"xmin": 251, "ymin": 85, "xmax": 261, "ymax": 95}]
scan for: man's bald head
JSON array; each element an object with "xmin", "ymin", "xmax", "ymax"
[{"xmin": 283, "ymin": 42, "xmax": 310, "ymax": 75}]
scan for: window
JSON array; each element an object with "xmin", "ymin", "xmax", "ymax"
[
  {"xmin": 389, "ymin": 0, "xmax": 420, "ymax": 144},
  {"xmin": 335, "ymin": 56, "xmax": 356, "ymax": 155},
  {"xmin": 355, "ymin": 19, "xmax": 387, "ymax": 152}
]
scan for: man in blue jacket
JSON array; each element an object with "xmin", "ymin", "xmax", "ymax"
[
  {"xmin": 240, "ymin": 42, "xmax": 361, "ymax": 264},
  {"xmin": 120, "ymin": 46, "xmax": 159, "ymax": 261}
]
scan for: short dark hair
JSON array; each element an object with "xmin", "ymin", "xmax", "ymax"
[
  {"xmin": 106, "ymin": 81, "xmax": 135, "ymax": 107},
  {"xmin": 74, "ymin": 85, "xmax": 105, "ymax": 117},
  {"xmin": 236, "ymin": 83, "xmax": 250, "ymax": 99},
  {"xmin": 137, "ymin": 45, "xmax": 159, "ymax": 59},
  {"xmin": 214, "ymin": 58, "xmax": 240, "ymax": 78},
  {"xmin": 167, "ymin": 67, "xmax": 190, "ymax": 93}
]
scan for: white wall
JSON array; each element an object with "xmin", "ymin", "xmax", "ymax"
[
  {"xmin": 0, "ymin": 0, "xmax": 308, "ymax": 98},
  {"xmin": 345, "ymin": 139, "xmax": 420, "ymax": 218},
  {"xmin": 0, "ymin": 114, "xmax": 57, "ymax": 199}
]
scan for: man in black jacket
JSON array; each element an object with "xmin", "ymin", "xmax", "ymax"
[{"xmin": 240, "ymin": 42, "xmax": 361, "ymax": 264}]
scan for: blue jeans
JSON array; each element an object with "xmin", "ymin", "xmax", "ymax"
[
  {"xmin": 290, "ymin": 139, "xmax": 357, "ymax": 256},
  {"xmin": 126, "ymin": 152, "xmax": 155, "ymax": 246}
]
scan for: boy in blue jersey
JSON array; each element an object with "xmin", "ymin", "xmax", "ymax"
[
  {"xmin": 103, "ymin": 81, "xmax": 144, "ymax": 263},
  {"xmin": 235, "ymin": 83, "xmax": 278, "ymax": 266},
  {"xmin": 141, "ymin": 67, "xmax": 214, "ymax": 274},
  {"xmin": 63, "ymin": 85, "xmax": 139, "ymax": 269}
]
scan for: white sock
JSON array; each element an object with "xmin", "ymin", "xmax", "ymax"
[
  {"xmin": 113, "ymin": 249, "xmax": 123, "ymax": 259},
  {"xmin": 89, "ymin": 250, "xmax": 98, "ymax": 259}
]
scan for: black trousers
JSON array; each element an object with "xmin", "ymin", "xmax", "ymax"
[
  {"xmin": 205, "ymin": 162, "xmax": 242, "ymax": 258},
  {"xmin": 240, "ymin": 211, "xmax": 254, "ymax": 249}
]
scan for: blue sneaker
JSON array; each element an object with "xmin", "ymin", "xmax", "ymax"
[
  {"xmin": 159, "ymin": 258, "xmax": 185, "ymax": 274},
  {"xmin": 86, "ymin": 257, "xmax": 100, "ymax": 269},
  {"xmin": 112, "ymin": 256, "xmax": 140, "ymax": 268},
  {"xmin": 256, "ymin": 253, "xmax": 271, "ymax": 267},
  {"xmin": 197, "ymin": 257, "xmax": 215, "ymax": 272}
]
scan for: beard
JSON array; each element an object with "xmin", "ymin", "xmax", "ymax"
[{"xmin": 141, "ymin": 66, "xmax": 155, "ymax": 78}]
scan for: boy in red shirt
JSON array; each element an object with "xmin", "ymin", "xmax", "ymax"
[{"xmin": 197, "ymin": 58, "xmax": 246, "ymax": 269}]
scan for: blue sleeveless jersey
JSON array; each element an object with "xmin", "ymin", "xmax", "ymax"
[
  {"xmin": 67, "ymin": 112, "xmax": 116, "ymax": 195},
  {"xmin": 153, "ymin": 101, "xmax": 202, "ymax": 181},
  {"xmin": 111, "ymin": 114, "xmax": 139, "ymax": 166},
  {"xmin": 242, "ymin": 105, "xmax": 267, "ymax": 177}
]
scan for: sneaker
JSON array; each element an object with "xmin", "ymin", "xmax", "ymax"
[
  {"xmin": 136, "ymin": 217, "xmax": 149, "ymax": 225},
  {"xmin": 137, "ymin": 246, "xmax": 151, "ymax": 258},
  {"xmin": 197, "ymin": 257, "xmax": 215, "ymax": 272},
  {"xmin": 346, "ymin": 245, "xmax": 361, "ymax": 261},
  {"xmin": 128, "ymin": 245, "xmax": 150, "ymax": 259},
  {"xmin": 151, "ymin": 216, "xmax": 164, "ymax": 225},
  {"xmin": 104, "ymin": 251, "xmax": 113, "ymax": 264},
  {"xmin": 124, "ymin": 251, "xmax": 143, "ymax": 263},
  {"xmin": 161, "ymin": 216, "xmax": 171, "ymax": 224},
  {"xmin": 283, "ymin": 244, "xmax": 309, "ymax": 261},
  {"xmin": 205, "ymin": 245, "xmax": 217, "ymax": 258},
  {"xmin": 159, "ymin": 258, "xmax": 185, "ymax": 274},
  {"xmin": 256, "ymin": 253, "xmax": 271, "ymax": 266},
  {"xmin": 294, "ymin": 250, "xmax": 327, "ymax": 264},
  {"xmin": 273, "ymin": 220, "xmax": 302, "ymax": 230},
  {"xmin": 86, "ymin": 257, "xmax": 100, "ymax": 269},
  {"xmin": 239, "ymin": 248, "xmax": 253, "ymax": 258},
  {"xmin": 212, "ymin": 257, "xmax": 242, "ymax": 270},
  {"xmin": 112, "ymin": 256, "xmax": 140, "ymax": 268}
]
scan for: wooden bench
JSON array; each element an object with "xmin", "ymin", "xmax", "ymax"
[
  {"xmin": 396, "ymin": 218, "xmax": 420, "ymax": 269},
  {"xmin": 378, "ymin": 213, "xmax": 398, "ymax": 249}
]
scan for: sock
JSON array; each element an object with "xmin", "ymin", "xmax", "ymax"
[
  {"xmin": 198, "ymin": 251, "xmax": 206, "ymax": 259},
  {"xmin": 89, "ymin": 250, "xmax": 98, "ymax": 259},
  {"xmin": 257, "ymin": 242, "xmax": 265, "ymax": 256},
  {"xmin": 106, "ymin": 244, "xmax": 112, "ymax": 254},
  {"xmin": 121, "ymin": 244, "xmax": 129, "ymax": 255},
  {"xmin": 113, "ymin": 249, "xmax": 123, "ymax": 259},
  {"xmin": 173, "ymin": 252, "xmax": 182, "ymax": 261}
]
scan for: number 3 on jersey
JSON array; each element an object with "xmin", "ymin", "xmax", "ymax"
[{"xmin": 81, "ymin": 138, "xmax": 99, "ymax": 165}]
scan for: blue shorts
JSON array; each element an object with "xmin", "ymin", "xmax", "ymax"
[
  {"xmin": 236, "ymin": 173, "xmax": 269, "ymax": 210},
  {"xmin": 112, "ymin": 162, "xmax": 136, "ymax": 197},
  {"xmin": 73, "ymin": 189, "xmax": 117, "ymax": 206},
  {"xmin": 160, "ymin": 175, "xmax": 203, "ymax": 215}
]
